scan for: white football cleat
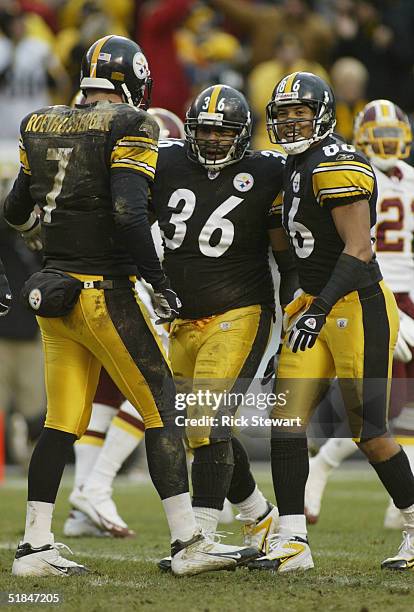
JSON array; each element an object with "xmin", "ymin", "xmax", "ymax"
[
  {"xmin": 171, "ymin": 531, "xmax": 259, "ymax": 576},
  {"xmin": 69, "ymin": 487, "xmax": 135, "ymax": 538},
  {"xmin": 219, "ymin": 499, "xmax": 234, "ymax": 525},
  {"xmin": 63, "ymin": 510, "xmax": 110, "ymax": 538},
  {"xmin": 237, "ymin": 502, "xmax": 279, "ymax": 554},
  {"xmin": 305, "ymin": 455, "xmax": 329, "ymax": 524},
  {"xmin": 384, "ymin": 499, "xmax": 404, "ymax": 530},
  {"xmin": 12, "ymin": 541, "xmax": 88, "ymax": 576},
  {"xmin": 248, "ymin": 534, "xmax": 314, "ymax": 573},
  {"xmin": 381, "ymin": 531, "xmax": 414, "ymax": 571}
]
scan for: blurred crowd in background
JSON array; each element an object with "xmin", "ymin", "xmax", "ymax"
[{"xmin": 1, "ymin": 0, "xmax": 414, "ymax": 467}]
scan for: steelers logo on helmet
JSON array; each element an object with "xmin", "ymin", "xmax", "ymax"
[
  {"xmin": 233, "ymin": 172, "xmax": 254, "ymax": 192},
  {"xmin": 266, "ymin": 71, "xmax": 336, "ymax": 155},
  {"xmin": 80, "ymin": 36, "xmax": 152, "ymax": 109},
  {"xmin": 133, "ymin": 52, "xmax": 149, "ymax": 80},
  {"xmin": 185, "ymin": 84, "xmax": 251, "ymax": 171},
  {"xmin": 29, "ymin": 288, "xmax": 42, "ymax": 310}
]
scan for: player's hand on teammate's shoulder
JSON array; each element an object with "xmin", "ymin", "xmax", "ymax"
[
  {"xmin": 151, "ymin": 278, "xmax": 182, "ymax": 324},
  {"xmin": 0, "ymin": 273, "xmax": 12, "ymax": 316}
]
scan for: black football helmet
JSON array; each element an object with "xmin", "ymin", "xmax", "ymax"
[
  {"xmin": 80, "ymin": 35, "xmax": 152, "ymax": 109},
  {"xmin": 184, "ymin": 84, "xmax": 251, "ymax": 170},
  {"xmin": 266, "ymin": 72, "xmax": 336, "ymax": 154}
]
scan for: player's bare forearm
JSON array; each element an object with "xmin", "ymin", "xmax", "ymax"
[{"xmin": 331, "ymin": 199, "xmax": 373, "ymax": 262}]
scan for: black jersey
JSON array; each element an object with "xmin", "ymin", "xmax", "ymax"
[
  {"xmin": 283, "ymin": 134, "xmax": 378, "ymax": 295},
  {"xmin": 18, "ymin": 101, "xmax": 158, "ymax": 275},
  {"xmin": 151, "ymin": 140, "xmax": 285, "ymax": 319}
]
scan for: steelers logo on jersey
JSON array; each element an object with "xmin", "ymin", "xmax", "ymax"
[{"xmin": 233, "ymin": 172, "xmax": 254, "ymax": 192}]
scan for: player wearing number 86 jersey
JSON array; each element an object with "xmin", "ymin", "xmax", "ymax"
[{"xmin": 248, "ymin": 72, "xmax": 414, "ymax": 575}]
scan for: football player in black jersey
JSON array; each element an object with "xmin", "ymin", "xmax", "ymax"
[
  {"xmin": 150, "ymin": 84, "xmax": 298, "ymax": 567},
  {"xmin": 0, "ymin": 258, "xmax": 12, "ymax": 316},
  {"xmin": 4, "ymin": 36, "xmax": 257, "ymax": 577},
  {"xmin": 248, "ymin": 72, "xmax": 414, "ymax": 573}
]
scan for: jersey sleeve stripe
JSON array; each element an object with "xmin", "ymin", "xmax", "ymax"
[
  {"xmin": 313, "ymin": 165, "xmax": 374, "ymax": 179},
  {"xmin": 317, "ymin": 160, "xmax": 373, "ymax": 170},
  {"xmin": 115, "ymin": 140, "xmax": 158, "ymax": 151},
  {"xmin": 18, "ymin": 138, "xmax": 31, "ymax": 175},
  {"xmin": 312, "ymin": 166, "xmax": 375, "ymax": 206},
  {"xmin": 315, "ymin": 186, "xmax": 372, "ymax": 205},
  {"xmin": 111, "ymin": 142, "xmax": 158, "ymax": 179},
  {"xmin": 111, "ymin": 158, "xmax": 156, "ymax": 179}
]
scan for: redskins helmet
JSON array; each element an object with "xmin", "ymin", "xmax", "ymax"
[
  {"xmin": 148, "ymin": 108, "xmax": 185, "ymax": 139},
  {"xmin": 184, "ymin": 84, "xmax": 251, "ymax": 170},
  {"xmin": 80, "ymin": 35, "xmax": 152, "ymax": 109},
  {"xmin": 353, "ymin": 99, "xmax": 412, "ymax": 171},
  {"xmin": 266, "ymin": 71, "xmax": 336, "ymax": 155}
]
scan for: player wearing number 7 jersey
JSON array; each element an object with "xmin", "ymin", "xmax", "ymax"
[
  {"xmin": 248, "ymin": 72, "xmax": 414, "ymax": 574},
  {"xmin": 3, "ymin": 36, "xmax": 260, "ymax": 578},
  {"xmin": 149, "ymin": 85, "xmax": 295, "ymax": 564}
]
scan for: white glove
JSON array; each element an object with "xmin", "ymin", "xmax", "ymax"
[
  {"xmin": 399, "ymin": 309, "xmax": 414, "ymax": 347},
  {"xmin": 394, "ymin": 331, "xmax": 412, "ymax": 363},
  {"xmin": 21, "ymin": 216, "xmax": 42, "ymax": 251}
]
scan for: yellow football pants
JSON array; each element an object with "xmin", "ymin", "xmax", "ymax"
[
  {"xmin": 37, "ymin": 274, "xmax": 174, "ymax": 438},
  {"xmin": 169, "ymin": 304, "xmax": 273, "ymax": 447},
  {"xmin": 272, "ymin": 281, "xmax": 399, "ymax": 441}
]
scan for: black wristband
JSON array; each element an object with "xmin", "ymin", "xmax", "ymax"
[{"xmin": 314, "ymin": 253, "xmax": 382, "ymax": 314}]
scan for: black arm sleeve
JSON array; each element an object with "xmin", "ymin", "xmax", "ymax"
[
  {"xmin": 314, "ymin": 253, "xmax": 383, "ymax": 314},
  {"xmin": 273, "ymin": 248, "xmax": 299, "ymax": 307},
  {"xmin": 111, "ymin": 169, "xmax": 167, "ymax": 289},
  {"xmin": 0, "ymin": 256, "xmax": 5, "ymax": 276},
  {"xmin": 3, "ymin": 169, "xmax": 35, "ymax": 228}
]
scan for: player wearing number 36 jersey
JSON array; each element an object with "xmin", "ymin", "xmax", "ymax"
[
  {"xmin": 247, "ymin": 72, "xmax": 414, "ymax": 575},
  {"xmin": 149, "ymin": 85, "xmax": 295, "ymax": 556}
]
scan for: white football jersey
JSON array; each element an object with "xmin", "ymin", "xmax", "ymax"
[{"xmin": 374, "ymin": 160, "xmax": 414, "ymax": 293}]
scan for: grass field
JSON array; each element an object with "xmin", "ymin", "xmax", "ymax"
[{"xmin": 0, "ymin": 464, "xmax": 413, "ymax": 612}]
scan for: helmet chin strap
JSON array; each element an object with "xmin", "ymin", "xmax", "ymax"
[{"xmin": 121, "ymin": 83, "xmax": 134, "ymax": 107}]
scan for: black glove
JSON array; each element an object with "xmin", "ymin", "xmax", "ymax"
[
  {"xmin": 0, "ymin": 274, "xmax": 12, "ymax": 316},
  {"xmin": 151, "ymin": 279, "xmax": 181, "ymax": 324},
  {"xmin": 260, "ymin": 343, "xmax": 283, "ymax": 386},
  {"xmin": 287, "ymin": 303, "xmax": 327, "ymax": 353}
]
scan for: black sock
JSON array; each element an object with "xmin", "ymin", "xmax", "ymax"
[
  {"xmin": 145, "ymin": 427, "xmax": 189, "ymax": 500},
  {"xmin": 28, "ymin": 428, "xmax": 76, "ymax": 503},
  {"xmin": 370, "ymin": 448, "xmax": 414, "ymax": 509},
  {"xmin": 227, "ymin": 437, "xmax": 256, "ymax": 504},
  {"xmin": 192, "ymin": 441, "xmax": 234, "ymax": 510},
  {"xmin": 270, "ymin": 434, "xmax": 308, "ymax": 515}
]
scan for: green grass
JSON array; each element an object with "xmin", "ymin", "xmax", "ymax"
[{"xmin": 0, "ymin": 466, "xmax": 413, "ymax": 612}]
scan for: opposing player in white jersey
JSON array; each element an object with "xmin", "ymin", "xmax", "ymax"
[{"xmin": 305, "ymin": 100, "xmax": 414, "ymax": 527}]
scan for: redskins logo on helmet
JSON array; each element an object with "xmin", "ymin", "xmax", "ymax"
[
  {"xmin": 267, "ymin": 71, "xmax": 336, "ymax": 155},
  {"xmin": 148, "ymin": 108, "xmax": 185, "ymax": 139},
  {"xmin": 184, "ymin": 84, "xmax": 251, "ymax": 170},
  {"xmin": 353, "ymin": 99, "xmax": 412, "ymax": 171},
  {"xmin": 80, "ymin": 35, "xmax": 152, "ymax": 109}
]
